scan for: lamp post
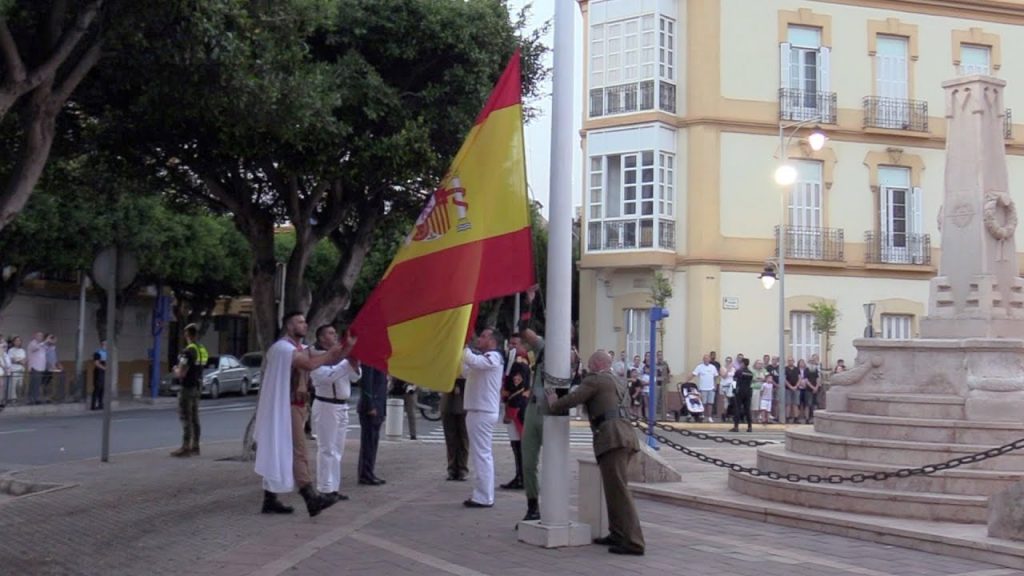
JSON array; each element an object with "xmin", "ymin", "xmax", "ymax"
[
  {"xmin": 768, "ymin": 120, "xmax": 827, "ymax": 424},
  {"xmin": 647, "ymin": 307, "xmax": 669, "ymax": 449},
  {"xmin": 863, "ymin": 302, "xmax": 877, "ymax": 338}
]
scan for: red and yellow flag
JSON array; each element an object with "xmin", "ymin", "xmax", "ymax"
[{"xmin": 350, "ymin": 50, "xmax": 535, "ymax": 391}]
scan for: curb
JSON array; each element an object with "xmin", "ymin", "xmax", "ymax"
[{"xmin": 0, "ymin": 474, "xmax": 75, "ymax": 499}]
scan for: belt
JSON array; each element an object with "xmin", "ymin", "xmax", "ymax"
[
  {"xmin": 589, "ymin": 408, "xmax": 624, "ymax": 432},
  {"xmin": 314, "ymin": 395, "xmax": 348, "ymax": 405}
]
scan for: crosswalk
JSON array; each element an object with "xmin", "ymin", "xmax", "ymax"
[{"xmin": 418, "ymin": 425, "xmax": 593, "ymax": 447}]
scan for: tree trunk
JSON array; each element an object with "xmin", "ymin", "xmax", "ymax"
[
  {"xmin": 0, "ymin": 105, "xmax": 57, "ymax": 231},
  {"xmin": 282, "ymin": 230, "xmax": 314, "ymax": 316},
  {"xmin": 306, "ymin": 211, "xmax": 379, "ymax": 331},
  {"xmin": 249, "ymin": 225, "xmax": 279, "ymax": 351}
]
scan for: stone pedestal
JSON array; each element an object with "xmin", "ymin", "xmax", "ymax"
[
  {"xmin": 989, "ymin": 482, "xmax": 1024, "ymax": 540},
  {"xmin": 516, "ymin": 521, "xmax": 592, "ymax": 548}
]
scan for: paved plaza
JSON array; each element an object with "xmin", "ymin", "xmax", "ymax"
[{"xmin": 1, "ymin": 427, "xmax": 1021, "ymax": 576}]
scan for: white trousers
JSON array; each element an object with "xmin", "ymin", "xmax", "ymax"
[
  {"xmin": 466, "ymin": 410, "xmax": 498, "ymax": 505},
  {"xmin": 313, "ymin": 400, "xmax": 349, "ymax": 493}
]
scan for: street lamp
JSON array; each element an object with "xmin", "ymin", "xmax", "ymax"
[
  {"xmin": 759, "ymin": 262, "xmax": 777, "ymax": 290},
  {"xmin": 770, "ymin": 118, "xmax": 828, "ymax": 425}
]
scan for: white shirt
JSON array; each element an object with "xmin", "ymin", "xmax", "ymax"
[
  {"xmin": 461, "ymin": 348, "xmax": 503, "ymax": 412},
  {"xmin": 692, "ymin": 363, "xmax": 718, "ymax": 391},
  {"xmin": 311, "ymin": 359, "xmax": 361, "ymax": 400}
]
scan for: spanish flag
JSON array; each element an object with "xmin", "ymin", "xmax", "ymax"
[{"xmin": 350, "ymin": 50, "xmax": 535, "ymax": 392}]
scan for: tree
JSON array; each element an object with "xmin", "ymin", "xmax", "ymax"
[
  {"xmin": 0, "ymin": 1, "xmax": 111, "ymax": 230},
  {"xmin": 81, "ymin": 0, "xmax": 548, "ymax": 350},
  {"xmin": 809, "ymin": 300, "xmax": 840, "ymax": 369}
]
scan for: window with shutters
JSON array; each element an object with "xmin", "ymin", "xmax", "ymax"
[
  {"xmin": 790, "ymin": 312, "xmax": 820, "ymax": 363},
  {"xmin": 779, "ymin": 26, "xmax": 834, "ymax": 123},
  {"xmin": 864, "ymin": 34, "xmax": 928, "ymax": 132},
  {"xmin": 624, "ymin": 308, "xmax": 651, "ymax": 362},
  {"xmin": 881, "ymin": 314, "xmax": 913, "ymax": 339},
  {"xmin": 590, "ymin": 14, "xmax": 676, "ymax": 117}
]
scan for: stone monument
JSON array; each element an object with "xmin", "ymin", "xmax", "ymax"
[{"xmin": 726, "ymin": 75, "xmax": 1024, "ymax": 543}]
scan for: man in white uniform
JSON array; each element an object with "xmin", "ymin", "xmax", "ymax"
[
  {"xmin": 254, "ymin": 312, "xmax": 353, "ymax": 517},
  {"xmin": 462, "ymin": 327, "xmax": 504, "ymax": 508},
  {"xmin": 311, "ymin": 325, "xmax": 362, "ymax": 501}
]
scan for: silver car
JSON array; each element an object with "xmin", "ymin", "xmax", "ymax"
[{"xmin": 162, "ymin": 354, "xmax": 254, "ymax": 398}]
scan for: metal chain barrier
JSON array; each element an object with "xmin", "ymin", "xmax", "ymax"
[
  {"xmin": 630, "ymin": 417, "xmax": 1024, "ymax": 484},
  {"xmin": 543, "ymin": 371, "xmax": 574, "ymax": 388},
  {"xmin": 644, "ymin": 418, "xmax": 775, "ymax": 447}
]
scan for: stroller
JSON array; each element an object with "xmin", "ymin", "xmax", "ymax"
[{"xmin": 679, "ymin": 382, "xmax": 705, "ymax": 423}]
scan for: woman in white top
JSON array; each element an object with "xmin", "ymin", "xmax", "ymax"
[
  {"xmin": 6, "ymin": 335, "xmax": 25, "ymax": 402},
  {"xmin": 719, "ymin": 357, "xmax": 736, "ymax": 420}
]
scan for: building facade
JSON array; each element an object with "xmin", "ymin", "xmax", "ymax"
[{"xmin": 577, "ymin": 0, "xmax": 1024, "ymax": 378}]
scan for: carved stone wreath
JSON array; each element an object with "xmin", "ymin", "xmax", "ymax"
[{"xmin": 983, "ymin": 191, "xmax": 1018, "ymax": 240}]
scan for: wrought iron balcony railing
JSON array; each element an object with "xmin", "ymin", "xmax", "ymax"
[
  {"xmin": 590, "ymin": 79, "xmax": 677, "ymax": 117},
  {"xmin": 864, "ymin": 231, "xmax": 931, "ymax": 265},
  {"xmin": 774, "ymin": 225, "xmax": 845, "ymax": 261},
  {"xmin": 587, "ymin": 218, "xmax": 676, "ymax": 251},
  {"xmin": 863, "ymin": 96, "xmax": 929, "ymax": 132},
  {"xmin": 778, "ymin": 88, "xmax": 837, "ymax": 124}
]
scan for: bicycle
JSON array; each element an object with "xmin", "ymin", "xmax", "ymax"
[{"xmin": 417, "ymin": 388, "xmax": 441, "ymax": 421}]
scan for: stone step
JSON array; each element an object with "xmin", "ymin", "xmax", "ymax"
[
  {"xmin": 814, "ymin": 411, "xmax": 1024, "ymax": 445},
  {"xmin": 844, "ymin": 392, "xmax": 966, "ymax": 419},
  {"xmin": 727, "ymin": 469, "xmax": 989, "ymax": 523},
  {"xmin": 786, "ymin": 428, "xmax": 1024, "ymax": 471},
  {"xmin": 755, "ymin": 444, "xmax": 1020, "ymax": 496}
]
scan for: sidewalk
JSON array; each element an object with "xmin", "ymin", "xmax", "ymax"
[
  {"xmin": 0, "ymin": 396, "xmax": 178, "ymax": 417},
  {"xmin": 0, "ymin": 433, "xmax": 1016, "ymax": 575}
]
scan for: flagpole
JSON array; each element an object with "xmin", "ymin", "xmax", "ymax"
[{"xmin": 519, "ymin": 0, "xmax": 590, "ymax": 548}]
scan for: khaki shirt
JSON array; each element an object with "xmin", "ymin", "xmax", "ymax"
[{"xmin": 549, "ymin": 371, "xmax": 638, "ymax": 458}]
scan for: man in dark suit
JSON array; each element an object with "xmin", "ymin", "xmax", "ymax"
[
  {"xmin": 357, "ymin": 365, "xmax": 388, "ymax": 485},
  {"xmin": 441, "ymin": 377, "xmax": 469, "ymax": 481},
  {"xmin": 547, "ymin": 350, "xmax": 644, "ymax": 556}
]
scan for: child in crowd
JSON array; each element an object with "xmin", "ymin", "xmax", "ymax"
[{"xmin": 759, "ymin": 374, "xmax": 775, "ymax": 424}]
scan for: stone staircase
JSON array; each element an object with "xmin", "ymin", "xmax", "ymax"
[{"xmin": 729, "ymin": 392, "xmax": 1024, "ymax": 524}]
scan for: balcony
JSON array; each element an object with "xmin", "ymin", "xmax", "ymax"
[
  {"xmin": 863, "ymin": 96, "xmax": 929, "ymax": 132},
  {"xmin": 1006, "ymin": 109, "xmax": 1013, "ymax": 139},
  {"xmin": 774, "ymin": 225, "xmax": 845, "ymax": 262},
  {"xmin": 589, "ymin": 80, "xmax": 676, "ymax": 118},
  {"xmin": 587, "ymin": 218, "xmax": 676, "ymax": 251},
  {"xmin": 864, "ymin": 231, "xmax": 931, "ymax": 265},
  {"xmin": 778, "ymin": 89, "xmax": 837, "ymax": 124}
]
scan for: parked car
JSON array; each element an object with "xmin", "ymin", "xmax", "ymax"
[
  {"xmin": 239, "ymin": 352, "xmax": 263, "ymax": 394},
  {"xmin": 159, "ymin": 354, "xmax": 255, "ymax": 398}
]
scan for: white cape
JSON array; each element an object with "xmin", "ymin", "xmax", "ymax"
[{"xmin": 254, "ymin": 339, "xmax": 296, "ymax": 493}]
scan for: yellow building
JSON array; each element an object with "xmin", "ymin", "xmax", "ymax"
[{"xmin": 577, "ymin": 0, "xmax": 1024, "ymax": 377}]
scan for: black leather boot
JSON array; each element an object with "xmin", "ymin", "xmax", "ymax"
[
  {"xmin": 299, "ymin": 484, "xmax": 336, "ymax": 518},
  {"xmin": 261, "ymin": 490, "xmax": 294, "ymax": 514},
  {"xmin": 522, "ymin": 497, "xmax": 540, "ymax": 521}
]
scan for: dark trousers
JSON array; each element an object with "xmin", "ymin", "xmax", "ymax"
[
  {"xmin": 29, "ymin": 370, "xmax": 45, "ymax": 404},
  {"xmin": 598, "ymin": 447, "xmax": 645, "ymax": 551},
  {"xmin": 733, "ymin": 388, "xmax": 752, "ymax": 429},
  {"xmin": 91, "ymin": 371, "xmax": 105, "ymax": 409},
  {"xmin": 358, "ymin": 411, "xmax": 383, "ymax": 481},
  {"xmin": 178, "ymin": 387, "xmax": 200, "ymax": 449},
  {"xmin": 442, "ymin": 409, "xmax": 469, "ymax": 479}
]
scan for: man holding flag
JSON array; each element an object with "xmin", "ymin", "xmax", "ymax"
[
  {"xmin": 349, "ymin": 50, "xmax": 534, "ymax": 395},
  {"xmin": 461, "ymin": 328, "xmax": 505, "ymax": 508}
]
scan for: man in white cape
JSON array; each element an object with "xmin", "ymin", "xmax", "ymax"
[{"xmin": 255, "ymin": 312, "xmax": 354, "ymax": 517}]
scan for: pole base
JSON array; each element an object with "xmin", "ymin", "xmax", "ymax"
[{"xmin": 516, "ymin": 520, "xmax": 591, "ymax": 548}]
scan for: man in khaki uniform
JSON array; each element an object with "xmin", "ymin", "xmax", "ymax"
[{"xmin": 547, "ymin": 350, "xmax": 645, "ymax": 556}]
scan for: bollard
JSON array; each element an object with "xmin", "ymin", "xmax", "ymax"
[
  {"xmin": 131, "ymin": 373, "xmax": 144, "ymax": 400},
  {"xmin": 385, "ymin": 398, "xmax": 404, "ymax": 440}
]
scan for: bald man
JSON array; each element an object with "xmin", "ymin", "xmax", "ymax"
[{"xmin": 548, "ymin": 350, "xmax": 644, "ymax": 555}]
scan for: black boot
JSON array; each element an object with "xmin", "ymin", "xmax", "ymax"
[
  {"xmin": 261, "ymin": 490, "xmax": 294, "ymax": 514},
  {"xmin": 522, "ymin": 497, "xmax": 540, "ymax": 521},
  {"xmin": 501, "ymin": 441, "xmax": 524, "ymax": 489},
  {"xmin": 299, "ymin": 484, "xmax": 336, "ymax": 518}
]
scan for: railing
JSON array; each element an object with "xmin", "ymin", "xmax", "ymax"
[
  {"xmin": 958, "ymin": 64, "xmax": 991, "ymax": 76},
  {"xmin": 778, "ymin": 88, "xmax": 837, "ymax": 124},
  {"xmin": 774, "ymin": 225, "xmax": 845, "ymax": 261},
  {"xmin": 0, "ymin": 371, "xmax": 78, "ymax": 407},
  {"xmin": 1006, "ymin": 109, "xmax": 1013, "ymax": 139},
  {"xmin": 863, "ymin": 96, "xmax": 929, "ymax": 132},
  {"xmin": 587, "ymin": 218, "xmax": 676, "ymax": 251},
  {"xmin": 590, "ymin": 79, "xmax": 677, "ymax": 117},
  {"xmin": 864, "ymin": 231, "xmax": 931, "ymax": 265}
]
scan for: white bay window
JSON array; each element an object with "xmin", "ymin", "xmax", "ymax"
[
  {"xmin": 590, "ymin": 13, "xmax": 676, "ymax": 117},
  {"xmin": 587, "ymin": 149, "xmax": 675, "ymax": 252}
]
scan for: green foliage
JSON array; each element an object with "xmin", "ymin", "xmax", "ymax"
[
  {"xmin": 809, "ymin": 301, "xmax": 839, "ymax": 335},
  {"xmin": 650, "ymin": 271, "xmax": 673, "ymax": 308}
]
